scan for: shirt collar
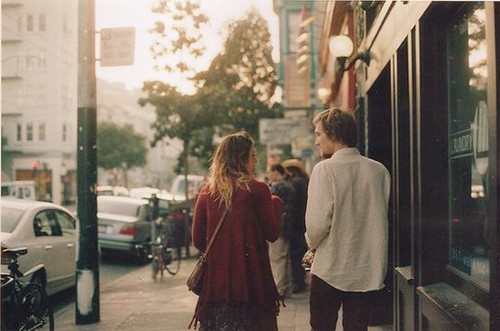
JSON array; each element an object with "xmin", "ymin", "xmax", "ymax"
[{"xmin": 330, "ymin": 147, "xmax": 359, "ymax": 159}]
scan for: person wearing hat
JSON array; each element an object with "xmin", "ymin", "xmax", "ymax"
[{"xmin": 282, "ymin": 159, "xmax": 309, "ymax": 293}]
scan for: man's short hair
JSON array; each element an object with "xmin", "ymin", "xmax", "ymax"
[{"xmin": 313, "ymin": 108, "xmax": 358, "ymax": 147}]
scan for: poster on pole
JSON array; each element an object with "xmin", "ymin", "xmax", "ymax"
[{"xmin": 100, "ymin": 27, "xmax": 135, "ymax": 67}]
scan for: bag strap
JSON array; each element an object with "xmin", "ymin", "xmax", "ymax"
[{"xmin": 202, "ymin": 205, "xmax": 230, "ymax": 257}]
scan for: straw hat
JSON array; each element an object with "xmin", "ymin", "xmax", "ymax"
[{"xmin": 282, "ymin": 159, "xmax": 306, "ymax": 173}]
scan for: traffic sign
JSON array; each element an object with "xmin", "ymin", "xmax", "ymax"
[{"xmin": 100, "ymin": 27, "xmax": 135, "ymax": 67}]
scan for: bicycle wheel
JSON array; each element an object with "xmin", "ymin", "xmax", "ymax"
[
  {"xmin": 21, "ymin": 283, "xmax": 54, "ymax": 331},
  {"xmin": 165, "ymin": 246, "xmax": 181, "ymax": 275},
  {"xmin": 151, "ymin": 247, "xmax": 165, "ymax": 280}
]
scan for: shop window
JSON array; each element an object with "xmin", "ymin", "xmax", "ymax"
[{"xmin": 447, "ymin": 2, "xmax": 489, "ymax": 291}]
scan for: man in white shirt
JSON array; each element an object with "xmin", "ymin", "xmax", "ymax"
[{"xmin": 305, "ymin": 108, "xmax": 391, "ymax": 331}]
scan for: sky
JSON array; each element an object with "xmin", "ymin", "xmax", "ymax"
[{"xmin": 95, "ymin": 0, "xmax": 279, "ymax": 89}]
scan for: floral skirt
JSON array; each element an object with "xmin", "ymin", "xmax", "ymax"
[{"xmin": 197, "ymin": 303, "xmax": 278, "ymax": 331}]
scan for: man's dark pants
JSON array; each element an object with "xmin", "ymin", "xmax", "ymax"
[
  {"xmin": 309, "ymin": 274, "xmax": 369, "ymax": 331},
  {"xmin": 290, "ymin": 236, "xmax": 307, "ymax": 291}
]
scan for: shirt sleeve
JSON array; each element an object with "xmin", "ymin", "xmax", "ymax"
[{"xmin": 305, "ymin": 162, "xmax": 334, "ymax": 249}]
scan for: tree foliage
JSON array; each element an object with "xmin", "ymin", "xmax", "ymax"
[
  {"xmin": 149, "ymin": 0, "xmax": 208, "ymax": 93},
  {"xmin": 140, "ymin": 0, "xmax": 211, "ymax": 177},
  {"xmin": 140, "ymin": 3, "xmax": 281, "ymax": 172},
  {"xmin": 196, "ymin": 7, "xmax": 281, "ymax": 138},
  {"xmin": 97, "ymin": 122, "xmax": 147, "ymax": 171}
]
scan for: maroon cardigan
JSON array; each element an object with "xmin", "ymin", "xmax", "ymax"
[{"xmin": 191, "ymin": 179, "xmax": 283, "ymax": 326}]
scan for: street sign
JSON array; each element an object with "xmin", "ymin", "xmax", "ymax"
[
  {"xmin": 259, "ymin": 118, "xmax": 312, "ymax": 145},
  {"xmin": 100, "ymin": 27, "xmax": 135, "ymax": 67},
  {"xmin": 259, "ymin": 118, "xmax": 299, "ymax": 144}
]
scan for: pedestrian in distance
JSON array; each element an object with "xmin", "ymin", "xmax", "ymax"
[
  {"xmin": 267, "ymin": 163, "xmax": 295, "ymax": 299},
  {"xmin": 305, "ymin": 108, "xmax": 391, "ymax": 331},
  {"xmin": 190, "ymin": 131, "xmax": 283, "ymax": 331},
  {"xmin": 281, "ymin": 158, "xmax": 309, "ymax": 294}
]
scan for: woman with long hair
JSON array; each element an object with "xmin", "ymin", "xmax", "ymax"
[{"xmin": 190, "ymin": 131, "xmax": 283, "ymax": 331}]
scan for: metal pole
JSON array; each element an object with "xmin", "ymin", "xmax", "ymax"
[
  {"xmin": 76, "ymin": 0, "xmax": 99, "ymax": 324},
  {"xmin": 151, "ymin": 194, "xmax": 158, "ymax": 273}
]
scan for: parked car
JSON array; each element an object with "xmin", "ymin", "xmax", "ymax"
[
  {"xmin": 169, "ymin": 174, "xmax": 208, "ymax": 201},
  {"xmin": 97, "ymin": 185, "xmax": 129, "ymax": 197},
  {"xmin": 129, "ymin": 187, "xmax": 161, "ymax": 199},
  {"xmin": 97, "ymin": 196, "xmax": 163, "ymax": 262},
  {"xmin": 1, "ymin": 198, "xmax": 77, "ymax": 296}
]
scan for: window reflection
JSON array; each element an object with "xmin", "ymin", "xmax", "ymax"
[{"xmin": 447, "ymin": 2, "xmax": 489, "ymax": 290}]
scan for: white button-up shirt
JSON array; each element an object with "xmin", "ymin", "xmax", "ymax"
[{"xmin": 305, "ymin": 148, "xmax": 391, "ymax": 292}]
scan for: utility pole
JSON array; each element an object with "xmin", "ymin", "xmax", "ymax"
[{"xmin": 76, "ymin": 0, "xmax": 100, "ymax": 324}]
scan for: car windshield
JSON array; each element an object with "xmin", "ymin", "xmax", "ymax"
[
  {"xmin": 98, "ymin": 200, "xmax": 144, "ymax": 217},
  {"xmin": 1, "ymin": 207, "xmax": 24, "ymax": 233}
]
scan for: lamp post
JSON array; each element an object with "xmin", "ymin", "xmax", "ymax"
[
  {"xmin": 327, "ymin": 35, "xmax": 371, "ymax": 106},
  {"xmin": 329, "ymin": 35, "xmax": 354, "ymax": 71}
]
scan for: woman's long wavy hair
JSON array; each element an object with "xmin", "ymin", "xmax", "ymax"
[{"xmin": 207, "ymin": 131, "xmax": 254, "ymax": 209}]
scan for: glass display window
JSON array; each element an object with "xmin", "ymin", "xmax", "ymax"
[{"xmin": 447, "ymin": 2, "xmax": 490, "ymax": 291}]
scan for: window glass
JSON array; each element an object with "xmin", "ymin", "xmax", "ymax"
[
  {"xmin": 1, "ymin": 207, "xmax": 23, "ymax": 233},
  {"xmin": 27, "ymin": 123, "xmax": 33, "ymax": 141},
  {"xmin": 288, "ymin": 11, "xmax": 300, "ymax": 54},
  {"xmin": 34, "ymin": 211, "xmax": 56, "ymax": 236},
  {"xmin": 26, "ymin": 14, "xmax": 34, "ymax": 32},
  {"xmin": 16, "ymin": 124, "xmax": 22, "ymax": 141},
  {"xmin": 39, "ymin": 123, "xmax": 46, "ymax": 141},
  {"xmin": 54, "ymin": 210, "xmax": 76, "ymax": 237},
  {"xmin": 447, "ymin": 2, "xmax": 489, "ymax": 290},
  {"xmin": 62, "ymin": 123, "xmax": 67, "ymax": 141},
  {"xmin": 39, "ymin": 14, "xmax": 46, "ymax": 32}
]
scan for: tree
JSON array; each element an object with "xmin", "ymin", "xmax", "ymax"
[
  {"xmin": 97, "ymin": 122, "xmax": 147, "ymax": 185},
  {"xmin": 196, "ymin": 7, "xmax": 281, "ymax": 139},
  {"xmin": 140, "ymin": 4, "xmax": 281, "ymax": 174},
  {"xmin": 140, "ymin": 0, "xmax": 211, "ymax": 184}
]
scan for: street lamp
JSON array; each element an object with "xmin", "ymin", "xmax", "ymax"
[
  {"xmin": 328, "ymin": 35, "xmax": 371, "ymax": 73},
  {"xmin": 329, "ymin": 35, "xmax": 354, "ymax": 70},
  {"xmin": 327, "ymin": 35, "xmax": 371, "ymax": 106}
]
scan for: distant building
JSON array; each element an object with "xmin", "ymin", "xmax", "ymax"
[{"xmin": 1, "ymin": 0, "xmax": 78, "ymax": 205}]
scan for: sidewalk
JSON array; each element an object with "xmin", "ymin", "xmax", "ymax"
[{"xmin": 55, "ymin": 257, "xmax": 392, "ymax": 331}]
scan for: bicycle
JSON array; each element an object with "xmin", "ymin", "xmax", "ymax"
[
  {"xmin": 1, "ymin": 247, "xmax": 54, "ymax": 331},
  {"xmin": 136, "ymin": 217, "xmax": 182, "ymax": 280}
]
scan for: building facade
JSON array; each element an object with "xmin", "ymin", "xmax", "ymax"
[
  {"xmin": 2, "ymin": 0, "xmax": 79, "ymax": 205},
  {"xmin": 316, "ymin": 1, "xmax": 498, "ymax": 330}
]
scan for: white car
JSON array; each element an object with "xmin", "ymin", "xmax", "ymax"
[
  {"xmin": 1, "ymin": 198, "xmax": 77, "ymax": 296},
  {"xmin": 169, "ymin": 174, "xmax": 208, "ymax": 200}
]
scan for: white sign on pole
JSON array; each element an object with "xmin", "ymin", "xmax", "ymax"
[
  {"xmin": 100, "ymin": 27, "xmax": 135, "ymax": 67},
  {"xmin": 259, "ymin": 118, "xmax": 311, "ymax": 144}
]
